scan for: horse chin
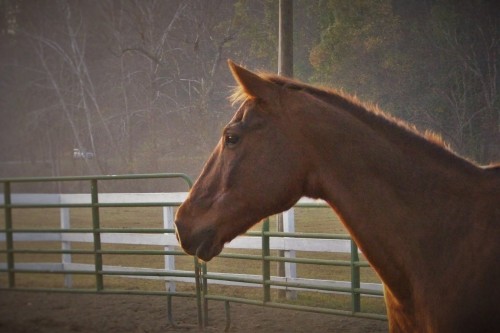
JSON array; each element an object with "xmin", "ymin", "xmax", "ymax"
[{"xmin": 195, "ymin": 239, "xmax": 223, "ymax": 262}]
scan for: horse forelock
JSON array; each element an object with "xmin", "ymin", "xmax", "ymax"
[{"xmin": 229, "ymin": 85, "xmax": 249, "ymax": 106}]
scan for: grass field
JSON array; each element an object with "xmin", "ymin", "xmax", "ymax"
[{"xmin": 0, "ymin": 204, "xmax": 387, "ymax": 316}]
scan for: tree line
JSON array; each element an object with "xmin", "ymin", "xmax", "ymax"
[{"xmin": 0, "ymin": 0, "xmax": 498, "ymax": 190}]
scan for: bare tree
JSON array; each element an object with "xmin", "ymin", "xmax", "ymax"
[
  {"xmin": 25, "ymin": 1, "xmax": 127, "ymax": 175},
  {"xmin": 0, "ymin": 0, "xmax": 248, "ymax": 180},
  {"xmin": 427, "ymin": 2, "xmax": 499, "ymax": 163},
  {"xmin": 100, "ymin": 0, "xmax": 239, "ymax": 164}
]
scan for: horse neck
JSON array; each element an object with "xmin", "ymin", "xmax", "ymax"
[{"xmin": 298, "ymin": 100, "xmax": 480, "ymax": 299}]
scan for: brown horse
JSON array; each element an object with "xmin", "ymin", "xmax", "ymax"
[{"xmin": 175, "ymin": 61, "xmax": 500, "ymax": 332}]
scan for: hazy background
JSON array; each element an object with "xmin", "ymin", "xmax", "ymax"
[{"xmin": 0, "ymin": 0, "xmax": 498, "ymax": 191}]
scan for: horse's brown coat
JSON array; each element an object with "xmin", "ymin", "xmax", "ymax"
[{"xmin": 175, "ymin": 61, "xmax": 500, "ymax": 332}]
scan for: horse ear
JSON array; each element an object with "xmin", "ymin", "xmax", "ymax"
[{"xmin": 228, "ymin": 60, "xmax": 278, "ymax": 102}]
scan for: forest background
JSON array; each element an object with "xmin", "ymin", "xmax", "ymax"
[{"xmin": 0, "ymin": 0, "xmax": 498, "ymax": 191}]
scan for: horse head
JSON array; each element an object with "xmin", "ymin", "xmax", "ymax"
[{"xmin": 174, "ymin": 61, "xmax": 310, "ymax": 261}]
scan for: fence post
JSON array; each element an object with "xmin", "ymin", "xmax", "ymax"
[
  {"xmin": 90, "ymin": 179, "xmax": 104, "ymax": 291},
  {"xmin": 163, "ymin": 206, "xmax": 176, "ymax": 292},
  {"xmin": 60, "ymin": 206, "xmax": 72, "ymax": 288},
  {"xmin": 262, "ymin": 218, "xmax": 271, "ymax": 303},
  {"xmin": 276, "ymin": 213, "xmax": 286, "ymax": 299},
  {"xmin": 3, "ymin": 181, "xmax": 15, "ymax": 288},
  {"xmin": 350, "ymin": 240, "xmax": 361, "ymax": 313},
  {"xmin": 283, "ymin": 208, "xmax": 297, "ymax": 300}
]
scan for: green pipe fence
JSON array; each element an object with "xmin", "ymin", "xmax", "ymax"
[
  {"xmin": 201, "ymin": 217, "xmax": 386, "ymax": 329},
  {"xmin": 0, "ymin": 173, "xmax": 203, "ymax": 329},
  {"xmin": 0, "ymin": 173, "xmax": 386, "ymax": 331}
]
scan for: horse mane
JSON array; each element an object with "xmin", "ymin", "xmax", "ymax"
[{"xmin": 230, "ymin": 72, "xmax": 456, "ymax": 155}]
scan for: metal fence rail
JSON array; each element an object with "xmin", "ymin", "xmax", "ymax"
[
  {"xmin": 0, "ymin": 173, "xmax": 204, "ymax": 328},
  {"xmin": 0, "ymin": 173, "xmax": 386, "ymax": 331},
  {"xmin": 200, "ymin": 219, "xmax": 386, "ymax": 329}
]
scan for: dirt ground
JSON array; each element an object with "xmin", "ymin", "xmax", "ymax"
[{"xmin": 0, "ymin": 291, "xmax": 388, "ymax": 333}]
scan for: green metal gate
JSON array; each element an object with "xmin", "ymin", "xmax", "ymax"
[
  {"xmin": 1, "ymin": 173, "xmax": 386, "ymax": 331},
  {"xmin": 0, "ymin": 173, "xmax": 205, "ymax": 328}
]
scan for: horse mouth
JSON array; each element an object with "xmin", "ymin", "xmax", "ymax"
[
  {"xmin": 195, "ymin": 239, "xmax": 223, "ymax": 262},
  {"xmin": 175, "ymin": 223, "xmax": 223, "ymax": 262}
]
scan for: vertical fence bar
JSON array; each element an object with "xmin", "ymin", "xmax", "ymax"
[
  {"xmin": 283, "ymin": 208, "xmax": 297, "ymax": 300},
  {"xmin": 262, "ymin": 218, "xmax": 271, "ymax": 303},
  {"xmin": 194, "ymin": 258, "xmax": 204, "ymax": 329},
  {"xmin": 60, "ymin": 207, "xmax": 72, "ymax": 288},
  {"xmin": 3, "ymin": 181, "xmax": 15, "ymax": 288},
  {"xmin": 276, "ymin": 213, "xmax": 285, "ymax": 299},
  {"xmin": 350, "ymin": 240, "xmax": 361, "ymax": 313},
  {"xmin": 163, "ymin": 206, "xmax": 176, "ymax": 292},
  {"xmin": 90, "ymin": 179, "xmax": 104, "ymax": 291},
  {"xmin": 202, "ymin": 262, "xmax": 208, "ymax": 328}
]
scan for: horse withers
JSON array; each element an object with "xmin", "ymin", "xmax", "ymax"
[{"xmin": 175, "ymin": 60, "xmax": 500, "ymax": 333}]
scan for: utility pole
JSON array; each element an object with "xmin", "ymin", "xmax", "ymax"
[
  {"xmin": 278, "ymin": 0, "xmax": 293, "ymax": 77},
  {"xmin": 277, "ymin": 0, "xmax": 294, "ymax": 300}
]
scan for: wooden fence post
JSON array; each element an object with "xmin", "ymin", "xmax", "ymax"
[
  {"xmin": 60, "ymin": 206, "xmax": 73, "ymax": 288},
  {"xmin": 163, "ymin": 206, "xmax": 176, "ymax": 292},
  {"xmin": 283, "ymin": 208, "xmax": 297, "ymax": 300}
]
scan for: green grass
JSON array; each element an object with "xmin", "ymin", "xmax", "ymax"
[{"xmin": 0, "ymin": 205, "xmax": 386, "ymax": 316}]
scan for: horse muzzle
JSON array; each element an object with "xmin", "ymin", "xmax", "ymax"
[{"xmin": 174, "ymin": 221, "xmax": 223, "ymax": 262}]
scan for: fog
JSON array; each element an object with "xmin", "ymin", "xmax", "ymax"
[{"xmin": 0, "ymin": 0, "xmax": 498, "ymax": 192}]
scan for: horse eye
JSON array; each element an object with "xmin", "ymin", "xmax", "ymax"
[{"xmin": 224, "ymin": 134, "xmax": 240, "ymax": 146}]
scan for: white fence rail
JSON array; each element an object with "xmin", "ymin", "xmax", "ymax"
[{"xmin": 0, "ymin": 193, "xmax": 383, "ymax": 295}]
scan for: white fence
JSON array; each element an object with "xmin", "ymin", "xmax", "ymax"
[{"xmin": 0, "ymin": 193, "xmax": 383, "ymax": 295}]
